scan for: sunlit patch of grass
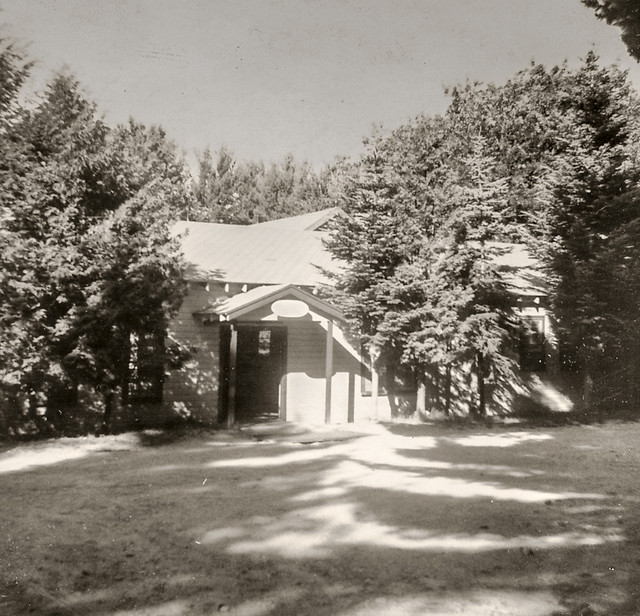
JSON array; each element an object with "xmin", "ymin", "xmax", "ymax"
[
  {"xmin": 446, "ymin": 432, "xmax": 554, "ymax": 448},
  {"xmin": 199, "ymin": 497, "xmax": 622, "ymax": 559},
  {"xmin": 335, "ymin": 589, "xmax": 562, "ymax": 616}
]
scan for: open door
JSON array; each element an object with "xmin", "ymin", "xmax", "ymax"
[{"xmin": 219, "ymin": 323, "xmax": 287, "ymax": 424}]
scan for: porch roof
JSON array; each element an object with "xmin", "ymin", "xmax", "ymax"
[{"xmin": 195, "ymin": 283, "xmax": 344, "ymax": 322}]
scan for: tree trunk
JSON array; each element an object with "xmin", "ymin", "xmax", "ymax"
[
  {"xmin": 369, "ymin": 348, "xmax": 379, "ymax": 420},
  {"xmin": 46, "ymin": 382, "xmax": 78, "ymax": 433},
  {"xmin": 434, "ymin": 367, "xmax": 441, "ymax": 412},
  {"xmin": 444, "ymin": 364, "xmax": 452, "ymax": 416},
  {"xmin": 477, "ymin": 353, "xmax": 486, "ymax": 417},
  {"xmin": 28, "ymin": 389, "xmax": 50, "ymax": 434},
  {"xmin": 416, "ymin": 372, "xmax": 426, "ymax": 417},
  {"xmin": 385, "ymin": 360, "xmax": 399, "ymax": 418},
  {"xmin": 1, "ymin": 391, "xmax": 22, "ymax": 436},
  {"xmin": 99, "ymin": 390, "xmax": 116, "ymax": 436},
  {"xmin": 582, "ymin": 372, "xmax": 594, "ymax": 412},
  {"xmin": 633, "ymin": 335, "xmax": 640, "ymax": 409}
]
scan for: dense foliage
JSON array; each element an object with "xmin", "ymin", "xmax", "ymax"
[
  {"xmin": 190, "ymin": 147, "xmax": 345, "ymax": 224},
  {"xmin": 582, "ymin": 0, "xmax": 640, "ymax": 61},
  {"xmin": 328, "ymin": 53, "xmax": 640, "ymax": 416},
  {"xmin": 2, "ymin": 25, "xmax": 639, "ymax": 431},
  {"xmin": 0, "ymin": 42, "xmax": 192, "ymax": 436}
]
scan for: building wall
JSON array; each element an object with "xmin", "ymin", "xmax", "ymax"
[
  {"xmin": 513, "ymin": 305, "xmax": 575, "ymax": 414},
  {"xmin": 161, "ymin": 282, "xmax": 225, "ymax": 425},
  {"xmin": 283, "ymin": 317, "xmax": 383, "ymax": 424},
  {"xmin": 161, "ymin": 285, "xmax": 395, "ymax": 426},
  {"xmin": 161, "ymin": 287, "xmax": 575, "ymax": 425},
  {"xmin": 285, "ymin": 317, "xmax": 330, "ymax": 423}
]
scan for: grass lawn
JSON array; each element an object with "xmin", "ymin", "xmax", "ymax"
[{"xmin": 0, "ymin": 419, "xmax": 639, "ymax": 615}]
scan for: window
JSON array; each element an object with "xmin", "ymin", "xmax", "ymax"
[
  {"xmin": 361, "ymin": 365, "xmax": 385, "ymax": 396},
  {"xmin": 124, "ymin": 331, "xmax": 164, "ymax": 404},
  {"xmin": 519, "ymin": 316, "xmax": 546, "ymax": 371},
  {"xmin": 258, "ymin": 329, "xmax": 271, "ymax": 356},
  {"xmin": 360, "ymin": 343, "xmax": 385, "ymax": 396},
  {"xmin": 361, "ymin": 355, "xmax": 416, "ymax": 396}
]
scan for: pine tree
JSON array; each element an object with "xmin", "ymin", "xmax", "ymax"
[
  {"xmin": 192, "ymin": 147, "xmax": 339, "ymax": 224},
  {"xmin": 582, "ymin": 0, "xmax": 640, "ymax": 62},
  {"xmin": 0, "ymin": 65, "xmax": 192, "ymax": 436},
  {"xmin": 548, "ymin": 54, "xmax": 640, "ymax": 407},
  {"xmin": 328, "ymin": 120, "xmax": 520, "ymax": 416}
]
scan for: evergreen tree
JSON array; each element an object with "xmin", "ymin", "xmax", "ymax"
[
  {"xmin": 0, "ymin": 64, "xmax": 191, "ymax": 436},
  {"xmin": 582, "ymin": 0, "xmax": 640, "ymax": 61},
  {"xmin": 547, "ymin": 54, "xmax": 640, "ymax": 407},
  {"xmin": 328, "ymin": 54, "xmax": 640, "ymax": 417},
  {"xmin": 192, "ymin": 147, "xmax": 339, "ymax": 224},
  {"xmin": 326, "ymin": 133, "xmax": 418, "ymax": 351},
  {"xmin": 328, "ymin": 120, "xmax": 517, "ymax": 416}
]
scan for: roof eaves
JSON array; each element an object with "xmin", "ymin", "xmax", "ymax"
[{"xmin": 209, "ymin": 284, "xmax": 344, "ymax": 321}]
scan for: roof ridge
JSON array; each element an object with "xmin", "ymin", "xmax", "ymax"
[{"xmin": 250, "ymin": 207, "xmax": 344, "ymax": 230}]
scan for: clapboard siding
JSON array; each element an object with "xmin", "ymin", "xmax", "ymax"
[
  {"xmin": 284, "ymin": 317, "xmax": 381, "ymax": 424},
  {"xmin": 163, "ymin": 282, "xmax": 224, "ymax": 424},
  {"xmin": 162, "ymin": 284, "xmax": 393, "ymax": 425},
  {"xmin": 284, "ymin": 318, "xmax": 324, "ymax": 423}
]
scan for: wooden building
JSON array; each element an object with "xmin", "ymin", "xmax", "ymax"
[
  {"xmin": 136, "ymin": 209, "xmax": 573, "ymax": 427},
  {"xmin": 159, "ymin": 209, "xmax": 391, "ymax": 426}
]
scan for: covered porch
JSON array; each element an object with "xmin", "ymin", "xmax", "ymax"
[{"xmin": 195, "ymin": 284, "xmax": 384, "ymax": 426}]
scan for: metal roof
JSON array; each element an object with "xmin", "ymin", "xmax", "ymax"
[
  {"xmin": 491, "ymin": 243, "xmax": 548, "ymax": 297},
  {"xmin": 174, "ymin": 211, "xmax": 546, "ymax": 298},
  {"xmin": 250, "ymin": 207, "xmax": 344, "ymax": 231},
  {"xmin": 173, "ymin": 209, "xmax": 342, "ymax": 284}
]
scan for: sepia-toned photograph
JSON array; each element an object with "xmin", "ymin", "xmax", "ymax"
[{"xmin": 1, "ymin": 1, "xmax": 640, "ymax": 614}]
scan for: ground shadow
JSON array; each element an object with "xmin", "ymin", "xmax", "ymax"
[{"xmin": 1, "ymin": 422, "xmax": 639, "ymax": 615}]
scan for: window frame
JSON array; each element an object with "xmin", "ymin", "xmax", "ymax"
[
  {"xmin": 123, "ymin": 330, "xmax": 165, "ymax": 404},
  {"xmin": 519, "ymin": 315, "xmax": 546, "ymax": 372}
]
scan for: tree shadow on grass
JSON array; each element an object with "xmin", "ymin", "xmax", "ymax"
[
  {"xmin": 134, "ymin": 425, "xmax": 224, "ymax": 448},
  {"xmin": 1, "ymin": 425, "xmax": 639, "ymax": 615}
]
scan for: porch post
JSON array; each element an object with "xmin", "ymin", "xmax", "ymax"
[
  {"xmin": 370, "ymin": 347, "xmax": 379, "ymax": 420},
  {"xmin": 324, "ymin": 319, "xmax": 334, "ymax": 424},
  {"xmin": 279, "ymin": 372, "xmax": 287, "ymax": 421},
  {"xmin": 347, "ymin": 371, "xmax": 355, "ymax": 423},
  {"xmin": 227, "ymin": 323, "xmax": 237, "ymax": 428}
]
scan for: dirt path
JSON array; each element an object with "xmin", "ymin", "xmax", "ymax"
[{"xmin": 1, "ymin": 420, "xmax": 639, "ymax": 615}]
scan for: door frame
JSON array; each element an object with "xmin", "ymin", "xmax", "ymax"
[{"xmin": 218, "ymin": 321, "xmax": 288, "ymax": 425}]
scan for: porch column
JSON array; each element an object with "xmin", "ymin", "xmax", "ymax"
[
  {"xmin": 227, "ymin": 323, "xmax": 237, "ymax": 428},
  {"xmin": 347, "ymin": 371, "xmax": 355, "ymax": 423},
  {"xmin": 279, "ymin": 372, "xmax": 287, "ymax": 421},
  {"xmin": 324, "ymin": 319, "xmax": 334, "ymax": 424},
  {"xmin": 370, "ymin": 347, "xmax": 379, "ymax": 420}
]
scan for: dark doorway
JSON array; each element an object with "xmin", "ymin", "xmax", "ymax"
[{"xmin": 219, "ymin": 323, "xmax": 287, "ymax": 423}]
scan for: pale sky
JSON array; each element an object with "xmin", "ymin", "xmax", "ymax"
[{"xmin": 1, "ymin": 0, "xmax": 639, "ymax": 169}]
